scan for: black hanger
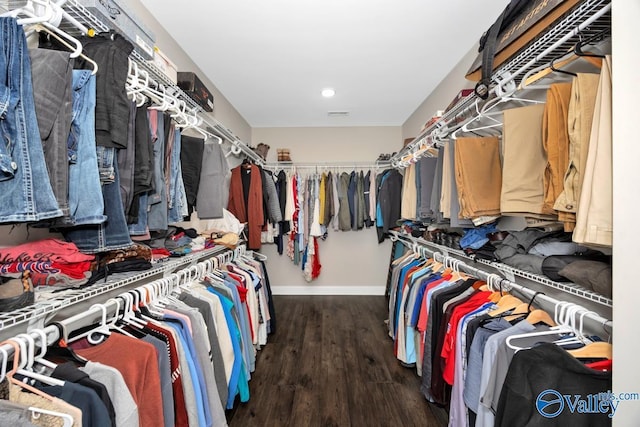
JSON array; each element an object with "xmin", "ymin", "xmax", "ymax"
[
  {"xmin": 574, "ymin": 30, "xmax": 607, "ymax": 59},
  {"xmin": 527, "ymin": 291, "xmax": 545, "ymax": 312},
  {"xmin": 45, "ymin": 322, "xmax": 88, "ymax": 366},
  {"xmin": 550, "ymin": 56, "xmax": 577, "ymax": 77}
]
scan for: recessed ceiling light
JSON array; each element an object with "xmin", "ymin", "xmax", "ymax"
[{"xmin": 321, "ymin": 88, "xmax": 335, "ymax": 98}]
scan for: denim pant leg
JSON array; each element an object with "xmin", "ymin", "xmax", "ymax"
[
  {"xmin": 0, "ymin": 18, "xmax": 61, "ymax": 223},
  {"xmin": 63, "ymin": 149, "xmax": 132, "ymax": 253},
  {"xmin": 67, "ymin": 71, "xmax": 106, "ymax": 225},
  {"xmin": 167, "ymin": 128, "xmax": 184, "ymax": 224},
  {"xmin": 96, "ymin": 145, "xmax": 115, "ymax": 183},
  {"xmin": 128, "ymin": 192, "xmax": 148, "ymax": 235},
  {"xmin": 29, "ymin": 48, "xmax": 73, "ymax": 218}
]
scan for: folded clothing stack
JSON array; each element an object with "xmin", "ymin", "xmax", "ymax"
[{"xmin": 0, "ymin": 239, "xmax": 94, "ymax": 289}]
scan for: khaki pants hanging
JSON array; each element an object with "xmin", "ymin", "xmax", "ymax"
[
  {"xmin": 500, "ymin": 104, "xmax": 553, "ymax": 218},
  {"xmin": 553, "ymin": 72, "xmax": 601, "ymax": 230},
  {"xmin": 573, "ymin": 56, "xmax": 613, "ymax": 247},
  {"xmin": 542, "ymin": 82, "xmax": 573, "ymax": 216},
  {"xmin": 454, "ymin": 136, "xmax": 502, "ymax": 219}
]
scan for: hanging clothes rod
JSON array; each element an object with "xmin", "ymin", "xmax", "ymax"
[
  {"xmin": 389, "ymin": 231, "xmax": 612, "ymax": 331},
  {"xmin": 263, "ymin": 160, "xmax": 392, "ymax": 170},
  {"xmin": 0, "ymin": 244, "xmax": 255, "ymax": 361}
]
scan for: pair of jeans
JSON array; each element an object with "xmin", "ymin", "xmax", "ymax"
[
  {"xmin": 29, "ymin": 48, "xmax": 73, "ymax": 219},
  {"xmin": 62, "ymin": 155, "xmax": 133, "ymax": 253},
  {"xmin": 96, "ymin": 146, "xmax": 115, "ymax": 183},
  {"xmin": 65, "ymin": 70, "xmax": 106, "ymax": 226},
  {"xmin": 0, "ymin": 18, "xmax": 62, "ymax": 223}
]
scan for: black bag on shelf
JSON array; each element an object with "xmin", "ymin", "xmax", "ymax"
[{"xmin": 475, "ymin": 0, "xmax": 533, "ymax": 99}]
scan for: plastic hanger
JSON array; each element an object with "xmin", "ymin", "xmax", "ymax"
[
  {"xmin": 105, "ymin": 298, "xmax": 135, "ymax": 338},
  {"xmin": 1, "ymin": 339, "xmax": 58, "ymax": 402},
  {"xmin": 14, "ymin": 334, "xmax": 65, "ymax": 387},
  {"xmin": 2, "ymin": 0, "xmax": 55, "ymax": 26},
  {"xmin": 31, "ymin": 329, "xmax": 57, "ymax": 371},
  {"xmin": 65, "ymin": 304, "xmax": 111, "ymax": 345}
]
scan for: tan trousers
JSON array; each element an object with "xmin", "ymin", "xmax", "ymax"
[
  {"xmin": 553, "ymin": 73, "xmax": 600, "ymax": 231},
  {"xmin": 401, "ymin": 163, "xmax": 417, "ymax": 220},
  {"xmin": 454, "ymin": 136, "xmax": 502, "ymax": 219},
  {"xmin": 574, "ymin": 56, "xmax": 612, "ymax": 247},
  {"xmin": 501, "ymin": 104, "xmax": 551, "ymax": 217},
  {"xmin": 542, "ymin": 82, "xmax": 573, "ymax": 215}
]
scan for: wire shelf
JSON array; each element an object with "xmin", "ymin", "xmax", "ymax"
[
  {"xmin": 493, "ymin": 0, "xmax": 611, "ymax": 88},
  {"xmin": 61, "ymin": 0, "xmax": 110, "ymax": 33},
  {"xmin": 391, "ymin": 0, "xmax": 611, "ymax": 166},
  {"xmin": 389, "ymin": 231, "xmax": 612, "ymax": 308},
  {"xmin": 0, "ymin": 246, "xmax": 226, "ymax": 331}
]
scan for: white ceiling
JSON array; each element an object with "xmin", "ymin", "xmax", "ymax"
[{"xmin": 141, "ymin": 0, "xmax": 509, "ymax": 128}]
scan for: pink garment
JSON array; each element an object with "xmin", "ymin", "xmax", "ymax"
[
  {"xmin": 0, "ymin": 239, "xmax": 94, "ymax": 264},
  {"xmin": 164, "ymin": 309, "xmax": 193, "ymax": 335}
]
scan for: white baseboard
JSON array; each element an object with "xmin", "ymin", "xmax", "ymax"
[{"xmin": 271, "ymin": 286, "xmax": 385, "ymax": 296}]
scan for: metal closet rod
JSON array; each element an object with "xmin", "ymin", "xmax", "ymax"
[
  {"xmin": 0, "ymin": 244, "xmax": 250, "ymax": 361},
  {"xmin": 263, "ymin": 160, "xmax": 391, "ymax": 169},
  {"xmin": 389, "ymin": 231, "xmax": 612, "ymax": 329}
]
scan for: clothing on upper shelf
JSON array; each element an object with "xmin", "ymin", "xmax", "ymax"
[
  {"xmin": 501, "ymin": 104, "xmax": 549, "ymax": 217},
  {"xmin": 455, "ymin": 136, "xmax": 502, "ymax": 219},
  {"xmin": 573, "ymin": 55, "xmax": 612, "ymax": 247},
  {"xmin": 553, "ymin": 72, "xmax": 600, "ymax": 226},
  {"xmin": 542, "ymin": 82, "xmax": 573, "ymax": 216}
]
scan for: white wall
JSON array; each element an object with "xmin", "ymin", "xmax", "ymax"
[
  {"xmin": 128, "ymin": 0, "xmax": 252, "ymax": 144},
  {"xmin": 254, "ymin": 126, "xmax": 403, "ymax": 163},
  {"xmin": 252, "ymin": 126, "xmax": 400, "ymax": 294},
  {"xmin": 612, "ymin": 0, "xmax": 640, "ymax": 424},
  {"xmin": 402, "ymin": 46, "xmax": 477, "ymax": 140}
]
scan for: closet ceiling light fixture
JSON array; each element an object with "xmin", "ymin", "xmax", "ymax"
[{"xmin": 321, "ymin": 88, "xmax": 335, "ymax": 98}]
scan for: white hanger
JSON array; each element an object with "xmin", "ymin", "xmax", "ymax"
[
  {"xmin": 66, "ymin": 304, "xmax": 111, "ymax": 345},
  {"xmin": 2, "ymin": 0, "xmax": 55, "ymax": 26},
  {"xmin": 29, "ymin": 407, "xmax": 73, "ymax": 427},
  {"xmin": 105, "ymin": 298, "xmax": 135, "ymax": 338},
  {"xmin": 31, "ymin": 329, "xmax": 57, "ymax": 371},
  {"xmin": 14, "ymin": 334, "xmax": 65, "ymax": 387}
]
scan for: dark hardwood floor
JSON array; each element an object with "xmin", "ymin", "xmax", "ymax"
[{"xmin": 226, "ymin": 295, "xmax": 448, "ymax": 427}]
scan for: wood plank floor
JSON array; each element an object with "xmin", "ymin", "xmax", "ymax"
[{"xmin": 226, "ymin": 296, "xmax": 448, "ymax": 427}]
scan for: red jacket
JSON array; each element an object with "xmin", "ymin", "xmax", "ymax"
[{"xmin": 228, "ymin": 164, "xmax": 264, "ymax": 250}]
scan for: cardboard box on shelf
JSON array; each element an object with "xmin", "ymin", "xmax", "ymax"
[
  {"xmin": 150, "ymin": 47, "xmax": 178, "ymax": 84},
  {"xmin": 177, "ymin": 72, "xmax": 214, "ymax": 112}
]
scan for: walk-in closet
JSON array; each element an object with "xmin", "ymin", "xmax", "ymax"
[{"xmin": 0, "ymin": 0, "xmax": 636, "ymax": 426}]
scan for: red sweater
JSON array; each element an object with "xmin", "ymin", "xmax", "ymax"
[{"xmin": 73, "ymin": 333, "xmax": 165, "ymax": 427}]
